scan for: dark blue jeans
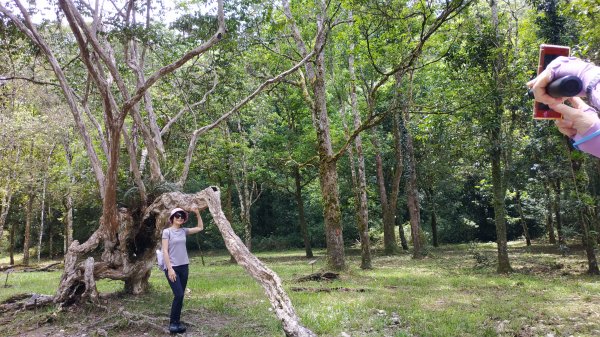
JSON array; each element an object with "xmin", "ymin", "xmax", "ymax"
[{"xmin": 165, "ymin": 264, "xmax": 189, "ymax": 324}]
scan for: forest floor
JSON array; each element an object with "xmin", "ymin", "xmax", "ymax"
[{"xmin": 1, "ymin": 241, "xmax": 600, "ymax": 336}]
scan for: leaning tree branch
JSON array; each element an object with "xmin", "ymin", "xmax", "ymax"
[
  {"xmin": 369, "ymin": 0, "xmax": 472, "ymax": 99},
  {"xmin": 176, "ymin": 60, "xmax": 308, "ymax": 187},
  {"xmin": 330, "ymin": 111, "xmax": 387, "ymax": 163},
  {"xmin": 190, "ymin": 50, "xmax": 316, "ymax": 138},
  {"xmin": 123, "ymin": 0, "xmax": 226, "ymax": 116},
  {"xmin": 0, "ymin": 76, "xmax": 59, "ymax": 86},
  {"xmin": 60, "ymin": 0, "xmax": 130, "ymax": 102},
  {"xmin": 195, "ymin": 187, "xmax": 316, "ymax": 337},
  {"xmin": 162, "ymin": 70, "xmax": 219, "ymax": 136}
]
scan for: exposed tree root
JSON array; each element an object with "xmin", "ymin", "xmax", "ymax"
[
  {"xmin": 79, "ymin": 306, "xmax": 169, "ymax": 335},
  {"xmin": 0, "ymin": 293, "xmax": 55, "ymax": 314}
]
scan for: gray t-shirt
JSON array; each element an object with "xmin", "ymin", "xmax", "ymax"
[{"xmin": 162, "ymin": 227, "xmax": 190, "ymax": 267}]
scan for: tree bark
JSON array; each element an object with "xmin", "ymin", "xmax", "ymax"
[
  {"xmin": 426, "ymin": 188, "xmax": 439, "ymax": 248},
  {"xmin": 37, "ymin": 189, "xmax": 46, "ymax": 262},
  {"xmin": 55, "ymin": 187, "xmax": 316, "ymax": 336},
  {"xmin": 430, "ymin": 211, "xmax": 439, "ymax": 248},
  {"xmin": 314, "ymin": 26, "xmax": 345, "ymax": 269},
  {"xmin": 372, "ymin": 137, "xmax": 399, "ymax": 255},
  {"xmin": 490, "ymin": 0, "xmax": 512, "ymax": 274},
  {"xmin": 23, "ymin": 140, "xmax": 36, "ymax": 266},
  {"xmin": 283, "ymin": 0, "xmax": 345, "ymax": 270},
  {"xmin": 63, "ymin": 139, "xmax": 75, "ymax": 254},
  {"xmin": 201, "ymin": 187, "xmax": 316, "ymax": 336},
  {"xmin": 9, "ymin": 220, "xmax": 15, "ymax": 265},
  {"xmin": 293, "ymin": 166, "xmax": 313, "ymax": 258},
  {"xmin": 0, "ymin": 185, "xmax": 13, "ymax": 247},
  {"xmin": 38, "ymin": 145, "xmax": 55, "ymax": 262},
  {"xmin": 403, "ymin": 112, "xmax": 423, "ymax": 259},
  {"xmin": 543, "ymin": 181, "xmax": 556, "ymax": 244},
  {"xmin": 347, "ymin": 17, "xmax": 372, "ymax": 269},
  {"xmin": 47, "ymin": 207, "xmax": 53, "ymax": 258},
  {"xmin": 371, "ymin": 75, "xmax": 406, "ymax": 255},
  {"xmin": 23, "ymin": 195, "xmax": 33, "ymax": 266},
  {"xmin": 563, "ymin": 138, "xmax": 599, "ymax": 275},
  {"xmin": 515, "ymin": 190, "xmax": 531, "ymax": 246},
  {"xmin": 492, "ymin": 154, "xmax": 511, "ymax": 273},
  {"xmin": 397, "ymin": 215, "xmax": 409, "ymax": 251},
  {"xmin": 552, "ymin": 179, "xmax": 564, "ymax": 243}
]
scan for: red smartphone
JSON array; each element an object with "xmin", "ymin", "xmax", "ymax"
[{"xmin": 533, "ymin": 44, "xmax": 571, "ymax": 120}]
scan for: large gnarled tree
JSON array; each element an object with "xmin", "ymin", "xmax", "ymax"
[{"xmin": 0, "ymin": 1, "xmax": 316, "ymax": 335}]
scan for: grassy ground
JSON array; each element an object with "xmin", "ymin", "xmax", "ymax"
[{"xmin": 1, "ymin": 241, "xmax": 599, "ymax": 336}]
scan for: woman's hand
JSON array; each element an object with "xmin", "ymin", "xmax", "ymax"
[
  {"xmin": 527, "ymin": 56, "xmax": 600, "ymax": 107},
  {"xmin": 552, "ymin": 97, "xmax": 599, "ymax": 137},
  {"xmin": 168, "ymin": 268, "xmax": 177, "ymax": 282},
  {"xmin": 527, "ymin": 69, "xmax": 565, "ymax": 107}
]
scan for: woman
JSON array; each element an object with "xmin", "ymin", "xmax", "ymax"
[
  {"xmin": 528, "ymin": 56, "xmax": 600, "ymax": 158},
  {"xmin": 162, "ymin": 206, "xmax": 204, "ymax": 334}
]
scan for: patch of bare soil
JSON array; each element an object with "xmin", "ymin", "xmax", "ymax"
[
  {"xmin": 295, "ymin": 271, "xmax": 339, "ymax": 282},
  {"xmin": 290, "ymin": 286, "xmax": 368, "ymax": 293},
  {"xmin": 0, "ymin": 296, "xmax": 238, "ymax": 337}
]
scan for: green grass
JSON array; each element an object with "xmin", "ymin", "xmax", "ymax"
[{"xmin": 1, "ymin": 243, "xmax": 600, "ymax": 336}]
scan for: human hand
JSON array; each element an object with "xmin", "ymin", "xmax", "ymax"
[
  {"xmin": 168, "ymin": 268, "xmax": 177, "ymax": 282},
  {"xmin": 527, "ymin": 69, "xmax": 564, "ymax": 106},
  {"xmin": 552, "ymin": 97, "xmax": 599, "ymax": 137},
  {"xmin": 528, "ymin": 57, "xmax": 600, "ymax": 106}
]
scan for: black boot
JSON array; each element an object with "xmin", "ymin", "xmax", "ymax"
[{"xmin": 169, "ymin": 322, "xmax": 186, "ymax": 334}]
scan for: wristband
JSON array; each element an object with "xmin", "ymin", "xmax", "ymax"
[{"xmin": 573, "ymin": 128, "xmax": 600, "ymax": 150}]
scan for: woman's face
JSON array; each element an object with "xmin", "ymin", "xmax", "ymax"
[{"xmin": 172, "ymin": 212, "xmax": 186, "ymax": 225}]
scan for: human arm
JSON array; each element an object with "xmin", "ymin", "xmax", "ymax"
[
  {"xmin": 186, "ymin": 206, "xmax": 204, "ymax": 235},
  {"xmin": 162, "ymin": 236, "xmax": 176, "ymax": 282},
  {"xmin": 551, "ymin": 98, "xmax": 600, "ymax": 158}
]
